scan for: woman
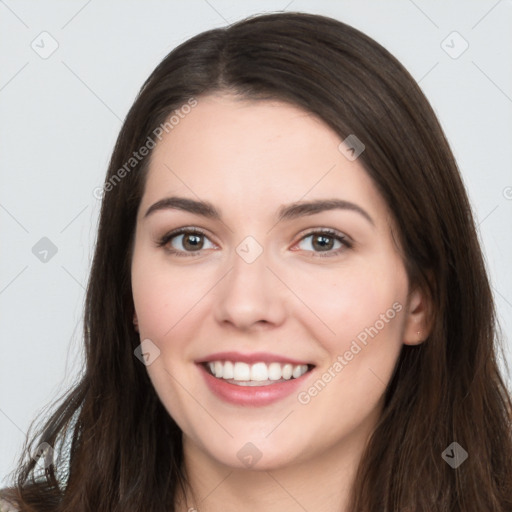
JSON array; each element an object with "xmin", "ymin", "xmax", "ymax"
[{"xmin": 2, "ymin": 11, "xmax": 511, "ymax": 512}]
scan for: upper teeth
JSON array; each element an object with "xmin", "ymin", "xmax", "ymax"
[{"xmin": 207, "ymin": 361, "xmax": 309, "ymax": 381}]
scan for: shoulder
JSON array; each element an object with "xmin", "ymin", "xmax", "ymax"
[{"xmin": 0, "ymin": 497, "xmax": 19, "ymax": 512}]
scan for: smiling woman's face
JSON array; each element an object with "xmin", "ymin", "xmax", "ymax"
[{"xmin": 131, "ymin": 93, "xmax": 428, "ymax": 471}]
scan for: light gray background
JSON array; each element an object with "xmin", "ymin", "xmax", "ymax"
[{"xmin": 1, "ymin": 0, "xmax": 511, "ymax": 485}]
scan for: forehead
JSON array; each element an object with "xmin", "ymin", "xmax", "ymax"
[
  {"xmin": 150, "ymin": 93, "xmax": 340, "ymax": 168},
  {"xmin": 139, "ymin": 94, "xmax": 387, "ymax": 224}
]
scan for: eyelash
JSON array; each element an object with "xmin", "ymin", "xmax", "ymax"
[{"xmin": 156, "ymin": 227, "xmax": 352, "ymax": 258}]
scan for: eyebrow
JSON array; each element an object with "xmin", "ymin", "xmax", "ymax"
[{"xmin": 144, "ymin": 196, "xmax": 374, "ymax": 226}]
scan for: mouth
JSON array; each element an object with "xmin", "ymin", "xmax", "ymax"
[
  {"xmin": 201, "ymin": 360, "xmax": 315, "ymax": 387},
  {"xmin": 196, "ymin": 354, "xmax": 316, "ymax": 407}
]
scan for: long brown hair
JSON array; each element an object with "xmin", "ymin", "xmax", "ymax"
[{"xmin": 3, "ymin": 11, "xmax": 511, "ymax": 511}]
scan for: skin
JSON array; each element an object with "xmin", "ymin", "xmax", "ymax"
[{"xmin": 131, "ymin": 93, "xmax": 431, "ymax": 512}]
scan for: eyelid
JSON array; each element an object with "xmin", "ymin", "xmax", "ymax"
[{"xmin": 295, "ymin": 227, "xmax": 352, "ymax": 244}]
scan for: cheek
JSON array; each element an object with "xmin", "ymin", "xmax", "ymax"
[
  {"xmin": 131, "ymin": 253, "xmax": 209, "ymax": 428},
  {"xmin": 131, "ymin": 250, "xmax": 213, "ymax": 340},
  {"xmin": 292, "ymin": 271, "xmax": 406, "ymax": 433},
  {"xmin": 131, "ymin": 270, "xmax": 170, "ymax": 340},
  {"xmin": 289, "ymin": 258, "xmax": 407, "ymax": 348}
]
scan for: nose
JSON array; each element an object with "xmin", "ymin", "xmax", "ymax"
[{"xmin": 213, "ymin": 245, "xmax": 287, "ymax": 331}]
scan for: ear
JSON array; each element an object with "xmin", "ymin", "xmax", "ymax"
[
  {"xmin": 133, "ymin": 311, "xmax": 139, "ymax": 333},
  {"xmin": 403, "ymin": 285, "xmax": 432, "ymax": 345}
]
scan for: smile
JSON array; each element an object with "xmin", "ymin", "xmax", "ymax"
[
  {"xmin": 204, "ymin": 360, "xmax": 311, "ymax": 385},
  {"xmin": 197, "ymin": 354, "xmax": 316, "ymax": 406}
]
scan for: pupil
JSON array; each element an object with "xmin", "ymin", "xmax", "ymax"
[{"xmin": 313, "ymin": 235, "xmax": 333, "ymax": 251}]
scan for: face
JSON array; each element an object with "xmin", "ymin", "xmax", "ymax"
[{"xmin": 131, "ymin": 94, "xmax": 428, "ymax": 471}]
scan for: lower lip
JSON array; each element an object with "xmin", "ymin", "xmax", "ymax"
[{"xmin": 197, "ymin": 363, "xmax": 313, "ymax": 407}]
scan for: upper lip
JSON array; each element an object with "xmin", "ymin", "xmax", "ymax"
[{"xmin": 195, "ymin": 351, "xmax": 314, "ymax": 366}]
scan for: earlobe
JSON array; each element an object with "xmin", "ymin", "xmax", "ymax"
[{"xmin": 403, "ymin": 286, "xmax": 432, "ymax": 345}]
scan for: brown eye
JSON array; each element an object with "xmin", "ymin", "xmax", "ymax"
[
  {"xmin": 158, "ymin": 228, "xmax": 215, "ymax": 256},
  {"xmin": 295, "ymin": 229, "xmax": 351, "ymax": 257},
  {"xmin": 311, "ymin": 234, "xmax": 335, "ymax": 251},
  {"xmin": 179, "ymin": 233, "xmax": 204, "ymax": 251}
]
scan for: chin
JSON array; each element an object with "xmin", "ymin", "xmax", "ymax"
[{"xmin": 196, "ymin": 435, "xmax": 306, "ymax": 472}]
